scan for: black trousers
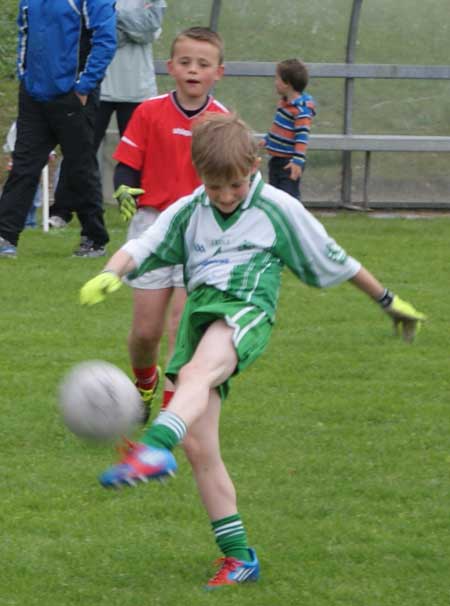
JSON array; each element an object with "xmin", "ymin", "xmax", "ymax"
[
  {"xmin": 94, "ymin": 100, "xmax": 139, "ymax": 148},
  {"xmin": 268, "ymin": 156, "xmax": 302, "ymax": 200},
  {"xmin": 0, "ymin": 84, "xmax": 108, "ymax": 246},
  {"xmin": 51, "ymin": 100, "xmax": 139, "ymax": 225}
]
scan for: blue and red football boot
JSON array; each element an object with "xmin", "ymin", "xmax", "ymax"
[
  {"xmin": 204, "ymin": 548, "xmax": 260, "ymax": 590},
  {"xmin": 99, "ymin": 441, "xmax": 177, "ymax": 488}
]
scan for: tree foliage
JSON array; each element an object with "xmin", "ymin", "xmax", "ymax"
[{"xmin": 0, "ymin": 2, "xmax": 17, "ymax": 80}]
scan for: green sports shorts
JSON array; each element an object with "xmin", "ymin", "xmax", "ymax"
[{"xmin": 166, "ymin": 286, "xmax": 273, "ymax": 399}]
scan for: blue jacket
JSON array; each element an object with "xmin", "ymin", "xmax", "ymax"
[{"xmin": 17, "ymin": 0, "xmax": 117, "ymax": 102}]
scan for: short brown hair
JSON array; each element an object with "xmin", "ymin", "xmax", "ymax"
[
  {"xmin": 170, "ymin": 26, "xmax": 224, "ymax": 64},
  {"xmin": 277, "ymin": 59, "xmax": 309, "ymax": 93},
  {"xmin": 191, "ymin": 113, "xmax": 259, "ymax": 182}
]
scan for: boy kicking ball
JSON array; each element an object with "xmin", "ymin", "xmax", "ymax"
[{"xmin": 80, "ymin": 113, "xmax": 425, "ymax": 589}]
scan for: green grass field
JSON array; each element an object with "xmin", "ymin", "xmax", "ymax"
[{"xmin": 1, "ymin": 208, "xmax": 449, "ymax": 605}]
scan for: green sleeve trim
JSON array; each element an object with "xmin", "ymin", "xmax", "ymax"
[
  {"xmin": 128, "ymin": 199, "xmax": 198, "ymax": 279},
  {"xmin": 253, "ymin": 196, "xmax": 320, "ymax": 287}
]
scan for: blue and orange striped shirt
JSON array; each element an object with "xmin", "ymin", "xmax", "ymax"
[{"xmin": 264, "ymin": 93, "xmax": 316, "ymax": 168}]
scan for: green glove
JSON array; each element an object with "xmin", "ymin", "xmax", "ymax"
[
  {"xmin": 80, "ymin": 271, "xmax": 123, "ymax": 306},
  {"xmin": 380, "ymin": 291, "xmax": 426, "ymax": 342},
  {"xmin": 113, "ymin": 185, "xmax": 145, "ymax": 222}
]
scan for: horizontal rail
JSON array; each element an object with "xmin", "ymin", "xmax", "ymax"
[
  {"xmin": 308, "ymin": 134, "xmax": 450, "ymax": 152},
  {"xmin": 255, "ymin": 134, "xmax": 450, "ymax": 153},
  {"xmin": 154, "ymin": 60, "xmax": 450, "ymax": 80},
  {"xmin": 107, "ymin": 127, "xmax": 450, "ymax": 153},
  {"xmin": 306, "ymin": 200, "xmax": 450, "ymax": 211}
]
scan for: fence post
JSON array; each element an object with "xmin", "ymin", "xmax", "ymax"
[
  {"xmin": 341, "ymin": 0, "xmax": 363, "ymax": 207},
  {"xmin": 42, "ymin": 165, "xmax": 49, "ymax": 232},
  {"xmin": 209, "ymin": 0, "xmax": 222, "ymax": 31}
]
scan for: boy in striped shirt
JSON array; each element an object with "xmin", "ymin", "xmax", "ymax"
[
  {"xmin": 263, "ymin": 58, "xmax": 316, "ymax": 200},
  {"xmin": 80, "ymin": 113, "xmax": 425, "ymax": 589}
]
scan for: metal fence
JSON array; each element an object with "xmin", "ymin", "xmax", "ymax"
[
  {"xmin": 99, "ymin": 0, "xmax": 450, "ymax": 209},
  {"xmin": 200, "ymin": 0, "xmax": 450, "ymax": 209}
]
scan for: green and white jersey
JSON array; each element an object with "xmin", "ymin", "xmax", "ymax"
[{"xmin": 123, "ymin": 172, "xmax": 361, "ymax": 320}]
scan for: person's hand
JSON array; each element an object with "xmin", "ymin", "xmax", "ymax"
[
  {"xmin": 75, "ymin": 92, "xmax": 87, "ymax": 106},
  {"xmin": 113, "ymin": 185, "xmax": 145, "ymax": 222},
  {"xmin": 284, "ymin": 161, "xmax": 302, "ymax": 181},
  {"xmin": 383, "ymin": 295, "xmax": 426, "ymax": 342},
  {"xmin": 80, "ymin": 271, "xmax": 122, "ymax": 306}
]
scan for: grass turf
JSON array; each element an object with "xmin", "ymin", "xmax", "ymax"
[{"xmin": 1, "ymin": 208, "xmax": 449, "ymax": 605}]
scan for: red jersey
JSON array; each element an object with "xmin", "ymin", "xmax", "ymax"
[{"xmin": 113, "ymin": 91, "xmax": 228, "ymax": 211}]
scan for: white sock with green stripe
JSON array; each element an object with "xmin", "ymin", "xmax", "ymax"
[
  {"xmin": 211, "ymin": 513, "xmax": 251, "ymax": 562},
  {"xmin": 142, "ymin": 410, "xmax": 187, "ymax": 450}
]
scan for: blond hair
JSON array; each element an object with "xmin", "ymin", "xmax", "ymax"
[
  {"xmin": 170, "ymin": 26, "xmax": 224, "ymax": 64},
  {"xmin": 191, "ymin": 113, "xmax": 259, "ymax": 182}
]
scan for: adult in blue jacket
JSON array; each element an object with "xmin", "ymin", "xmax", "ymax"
[
  {"xmin": 49, "ymin": 0, "xmax": 167, "ymax": 236},
  {"xmin": 0, "ymin": 0, "xmax": 117, "ymax": 258}
]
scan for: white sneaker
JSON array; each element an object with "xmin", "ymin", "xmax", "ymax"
[
  {"xmin": 48, "ymin": 216, "xmax": 68, "ymax": 229},
  {"xmin": 0, "ymin": 236, "xmax": 17, "ymax": 258}
]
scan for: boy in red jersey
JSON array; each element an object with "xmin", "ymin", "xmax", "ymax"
[{"xmin": 112, "ymin": 27, "xmax": 227, "ymax": 419}]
